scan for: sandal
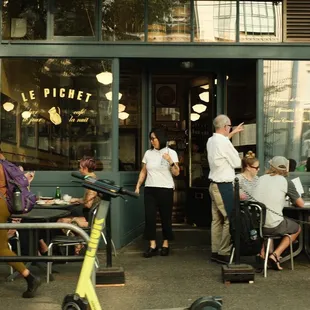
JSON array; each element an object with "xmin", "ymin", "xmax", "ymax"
[{"xmin": 268, "ymin": 253, "xmax": 283, "ymax": 271}]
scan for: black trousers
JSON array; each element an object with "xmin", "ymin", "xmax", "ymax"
[{"xmin": 144, "ymin": 187, "xmax": 174, "ymax": 241}]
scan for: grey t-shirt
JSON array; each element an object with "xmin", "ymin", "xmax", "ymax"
[
  {"xmin": 252, "ymin": 174, "xmax": 300, "ymax": 228},
  {"xmin": 236, "ymin": 174, "xmax": 259, "ymax": 200}
]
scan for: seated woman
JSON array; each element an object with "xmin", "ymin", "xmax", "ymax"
[
  {"xmin": 253, "ymin": 156, "xmax": 304, "ymax": 270},
  {"xmin": 236, "ymin": 151, "xmax": 259, "ymax": 201}
]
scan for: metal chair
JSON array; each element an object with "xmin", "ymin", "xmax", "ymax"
[
  {"xmin": 8, "ymin": 231, "xmax": 21, "ymax": 279},
  {"xmin": 229, "ymin": 201, "xmax": 295, "ymax": 278},
  {"xmin": 46, "ymin": 202, "xmax": 116, "ymax": 283}
]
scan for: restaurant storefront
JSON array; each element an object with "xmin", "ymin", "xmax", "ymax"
[{"xmin": 1, "ymin": 0, "xmax": 310, "ymax": 248}]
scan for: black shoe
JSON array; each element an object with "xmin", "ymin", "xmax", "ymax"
[
  {"xmin": 160, "ymin": 247, "xmax": 170, "ymax": 256},
  {"xmin": 211, "ymin": 252, "xmax": 218, "ymax": 262},
  {"xmin": 143, "ymin": 247, "xmax": 158, "ymax": 258},
  {"xmin": 216, "ymin": 254, "xmax": 230, "ymax": 264},
  {"xmin": 23, "ymin": 273, "xmax": 41, "ymax": 298}
]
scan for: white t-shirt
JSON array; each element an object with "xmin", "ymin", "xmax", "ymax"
[{"xmin": 142, "ymin": 148, "xmax": 179, "ymax": 188}]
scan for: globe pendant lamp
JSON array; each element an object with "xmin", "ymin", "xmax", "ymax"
[
  {"xmin": 22, "ymin": 111, "xmax": 31, "ymax": 119},
  {"xmin": 199, "ymin": 92, "xmax": 209, "ymax": 103},
  {"xmin": 118, "ymin": 104, "xmax": 126, "ymax": 112},
  {"xmin": 190, "ymin": 113, "xmax": 200, "ymax": 121},
  {"xmin": 96, "ymin": 71, "xmax": 113, "ymax": 85},
  {"xmin": 3, "ymin": 102, "xmax": 14, "ymax": 112},
  {"xmin": 105, "ymin": 91, "xmax": 122, "ymax": 101},
  {"xmin": 192, "ymin": 104, "xmax": 207, "ymax": 113},
  {"xmin": 119, "ymin": 112, "xmax": 129, "ymax": 120}
]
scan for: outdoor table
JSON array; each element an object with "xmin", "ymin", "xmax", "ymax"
[
  {"xmin": 281, "ymin": 205, "xmax": 310, "ymax": 262},
  {"xmin": 34, "ymin": 202, "xmax": 81, "ymax": 211},
  {"xmin": 7, "ymin": 209, "xmax": 70, "ymax": 281}
]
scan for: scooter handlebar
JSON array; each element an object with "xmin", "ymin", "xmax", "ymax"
[{"xmin": 71, "ymin": 172, "xmax": 139, "ymax": 199}]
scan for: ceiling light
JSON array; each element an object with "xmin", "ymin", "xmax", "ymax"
[
  {"xmin": 3, "ymin": 102, "xmax": 14, "ymax": 112},
  {"xmin": 96, "ymin": 71, "xmax": 113, "ymax": 85},
  {"xmin": 22, "ymin": 111, "xmax": 31, "ymax": 119},
  {"xmin": 119, "ymin": 112, "xmax": 129, "ymax": 120},
  {"xmin": 226, "ymin": 75, "xmax": 229, "ymax": 80},
  {"xmin": 199, "ymin": 92, "xmax": 209, "ymax": 103},
  {"xmin": 118, "ymin": 104, "xmax": 126, "ymax": 112},
  {"xmin": 192, "ymin": 104, "xmax": 207, "ymax": 113},
  {"xmin": 105, "ymin": 91, "xmax": 122, "ymax": 101},
  {"xmin": 190, "ymin": 113, "xmax": 200, "ymax": 122},
  {"xmin": 214, "ymin": 79, "xmax": 217, "ymax": 85},
  {"xmin": 200, "ymin": 84, "xmax": 209, "ymax": 90}
]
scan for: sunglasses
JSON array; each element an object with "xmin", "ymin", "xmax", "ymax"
[
  {"xmin": 249, "ymin": 165, "xmax": 260, "ymax": 170},
  {"xmin": 150, "ymin": 137, "xmax": 157, "ymax": 141}
]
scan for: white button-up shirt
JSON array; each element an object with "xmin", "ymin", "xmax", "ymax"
[{"xmin": 207, "ymin": 133, "xmax": 241, "ymax": 183}]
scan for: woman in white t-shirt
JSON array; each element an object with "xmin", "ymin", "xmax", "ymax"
[{"xmin": 135, "ymin": 128, "xmax": 180, "ymax": 258}]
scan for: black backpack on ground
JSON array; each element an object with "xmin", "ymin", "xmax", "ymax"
[{"xmin": 230, "ymin": 201, "xmax": 266, "ymax": 256}]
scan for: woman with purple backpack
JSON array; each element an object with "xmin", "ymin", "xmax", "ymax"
[{"xmin": 0, "ymin": 149, "xmax": 40, "ymax": 298}]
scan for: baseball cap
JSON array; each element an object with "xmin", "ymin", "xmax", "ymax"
[{"xmin": 269, "ymin": 156, "xmax": 289, "ymax": 171}]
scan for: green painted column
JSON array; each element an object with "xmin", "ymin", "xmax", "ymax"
[
  {"xmin": 256, "ymin": 59, "xmax": 265, "ymax": 173},
  {"xmin": 112, "ymin": 58, "xmax": 120, "ymax": 173}
]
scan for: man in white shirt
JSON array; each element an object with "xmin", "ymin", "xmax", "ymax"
[{"xmin": 207, "ymin": 114, "xmax": 243, "ymax": 264}]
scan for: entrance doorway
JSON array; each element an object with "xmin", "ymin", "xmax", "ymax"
[{"xmin": 119, "ymin": 58, "xmax": 257, "ymax": 227}]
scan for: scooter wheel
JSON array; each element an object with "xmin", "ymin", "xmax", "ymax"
[
  {"xmin": 189, "ymin": 296, "xmax": 222, "ymax": 310},
  {"xmin": 62, "ymin": 294, "xmax": 89, "ymax": 310}
]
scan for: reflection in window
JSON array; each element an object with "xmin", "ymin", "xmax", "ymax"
[
  {"xmin": 54, "ymin": 0, "xmax": 96, "ymax": 37},
  {"xmin": 102, "ymin": 0, "xmax": 144, "ymax": 41},
  {"xmin": 118, "ymin": 74, "xmax": 142, "ymax": 171},
  {"xmin": 0, "ymin": 58, "xmax": 113, "ymax": 171},
  {"xmin": 263, "ymin": 60, "xmax": 310, "ymax": 168},
  {"xmin": 1, "ymin": 96, "xmax": 16, "ymax": 143},
  {"xmin": 240, "ymin": 1, "xmax": 282, "ymax": 42},
  {"xmin": 194, "ymin": 1, "xmax": 236, "ymax": 42},
  {"xmin": 2, "ymin": 0, "xmax": 47, "ymax": 40},
  {"xmin": 147, "ymin": 0, "xmax": 191, "ymax": 42}
]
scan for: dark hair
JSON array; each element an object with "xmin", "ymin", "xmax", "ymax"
[
  {"xmin": 149, "ymin": 128, "xmax": 168, "ymax": 149},
  {"xmin": 241, "ymin": 151, "xmax": 258, "ymax": 172},
  {"xmin": 79, "ymin": 156, "xmax": 96, "ymax": 172},
  {"xmin": 288, "ymin": 158, "xmax": 297, "ymax": 172}
]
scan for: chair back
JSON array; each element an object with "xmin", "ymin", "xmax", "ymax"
[
  {"xmin": 87, "ymin": 199, "xmax": 101, "ymax": 229},
  {"xmin": 243, "ymin": 201, "xmax": 266, "ymax": 239}
]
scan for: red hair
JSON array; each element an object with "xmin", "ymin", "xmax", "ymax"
[{"xmin": 79, "ymin": 156, "xmax": 96, "ymax": 172}]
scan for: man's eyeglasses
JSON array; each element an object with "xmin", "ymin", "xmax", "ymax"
[
  {"xmin": 225, "ymin": 124, "xmax": 232, "ymax": 128},
  {"xmin": 249, "ymin": 165, "xmax": 260, "ymax": 171}
]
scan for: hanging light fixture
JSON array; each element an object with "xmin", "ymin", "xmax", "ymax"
[
  {"xmin": 118, "ymin": 104, "xmax": 126, "ymax": 112},
  {"xmin": 96, "ymin": 71, "xmax": 113, "ymax": 85},
  {"xmin": 119, "ymin": 112, "xmax": 129, "ymax": 120},
  {"xmin": 214, "ymin": 79, "xmax": 217, "ymax": 85},
  {"xmin": 199, "ymin": 92, "xmax": 210, "ymax": 103},
  {"xmin": 105, "ymin": 91, "xmax": 122, "ymax": 101},
  {"xmin": 3, "ymin": 102, "xmax": 14, "ymax": 112},
  {"xmin": 22, "ymin": 111, "xmax": 31, "ymax": 119},
  {"xmin": 192, "ymin": 104, "xmax": 207, "ymax": 113},
  {"xmin": 200, "ymin": 84, "xmax": 209, "ymax": 90},
  {"xmin": 190, "ymin": 113, "xmax": 200, "ymax": 121}
]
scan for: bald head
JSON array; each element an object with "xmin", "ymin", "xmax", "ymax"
[{"xmin": 213, "ymin": 114, "xmax": 230, "ymax": 129}]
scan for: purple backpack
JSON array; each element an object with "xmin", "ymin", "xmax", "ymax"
[{"xmin": 0, "ymin": 159, "xmax": 36, "ymax": 214}]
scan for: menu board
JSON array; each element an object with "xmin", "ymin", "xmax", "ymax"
[{"xmin": 232, "ymin": 124, "xmax": 256, "ymax": 146}]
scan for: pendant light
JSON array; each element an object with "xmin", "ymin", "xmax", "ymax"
[
  {"xmin": 199, "ymin": 92, "xmax": 210, "ymax": 103},
  {"xmin": 118, "ymin": 104, "xmax": 126, "ymax": 112},
  {"xmin": 96, "ymin": 71, "xmax": 113, "ymax": 85},
  {"xmin": 192, "ymin": 104, "xmax": 207, "ymax": 113},
  {"xmin": 119, "ymin": 112, "xmax": 129, "ymax": 120},
  {"xmin": 3, "ymin": 102, "xmax": 14, "ymax": 112},
  {"xmin": 22, "ymin": 111, "xmax": 31, "ymax": 119},
  {"xmin": 190, "ymin": 113, "xmax": 200, "ymax": 121},
  {"xmin": 105, "ymin": 91, "xmax": 122, "ymax": 101}
]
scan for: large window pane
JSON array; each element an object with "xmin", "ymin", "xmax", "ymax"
[
  {"xmin": 102, "ymin": 0, "xmax": 144, "ymax": 41},
  {"xmin": 263, "ymin": 60, "xmax": 310, "ymax": 169},
  {"xmin": 194, "ymin": 1, "xmax": 236, "ymax": 42},
  {"xmin": 147, "ymin": 0, "xmax": 191, "ymax": 42},
  {"xmin": 118, "ymin": 71, "xmax": 142, "ymax": 171},
  {"xmin": 1, "ymin": 58, "xmax": 113, "ymax": 171},
  {"xmin": 240, "ymin": 1, "xmax": 282, "ymax": 42},
  {"xmin": 54, "ymin": 0, "xmax": 96, "ymax": 37},
  {"xmin": 2, "ymin": 0, "xmax": 47, "ymax": 40}
]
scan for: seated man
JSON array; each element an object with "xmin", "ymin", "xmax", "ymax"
[{"xmin": 253, "ymin": 156, "xmax": 304, "ymax": 270}]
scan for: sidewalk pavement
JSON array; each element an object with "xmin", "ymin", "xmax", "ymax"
[{"xmin": 1, "ymin": 229, "xmax": 310, "ymax": 310}]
